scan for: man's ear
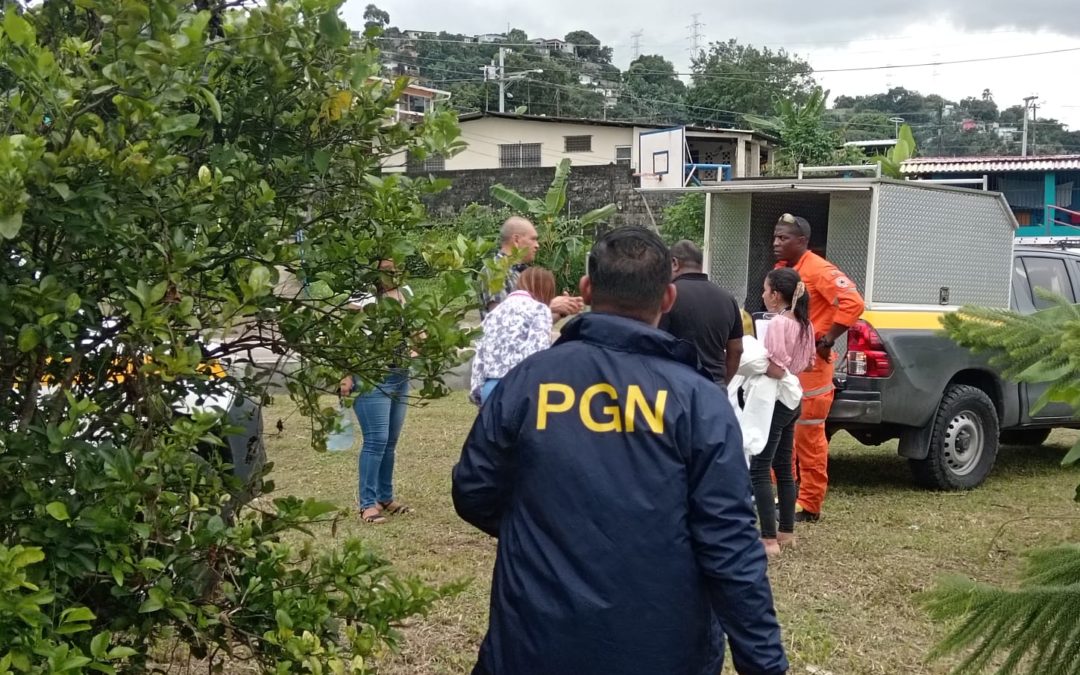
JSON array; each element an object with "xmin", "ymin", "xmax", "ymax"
[
  {"xmin": 659, "ymin": 283, "xmax": 677, "ymax": 315},
  {"xmin": 579, "ymin": 275, "xmax": 592, "ymax": 305}
]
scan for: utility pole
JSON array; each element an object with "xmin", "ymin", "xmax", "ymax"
[
  {"xmin": 630, "ymin": 30, "xmax": 643, "ymax": 61},
  {"xmin": 1031, "ymin": 100, "xmax": 1039, "ymax": 155},
  {"xmin": 1021, "ymin": 95, "xmax": 1038, "ymax": 156},
  {"xmin": 484, "ymin": 47, "xmax": 543, "ymax": 114},
  {"xmin": 498, "ymin": 47, "xmax": 506, "ymax": 113}
]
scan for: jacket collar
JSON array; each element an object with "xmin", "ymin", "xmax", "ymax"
[
  {"xmin": 556, "ymin": 312, "xmax": 710, "ymax": 378},
  {"xmin": 675, "ymin": 272, "xmax": 710, "ymax": 282}
]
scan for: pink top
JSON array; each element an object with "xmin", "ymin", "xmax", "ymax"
[{"xmin": 764, "ymin": 313, "xmax": 816, "ymax": 376}]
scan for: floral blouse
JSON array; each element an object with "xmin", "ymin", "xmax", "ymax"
[{"xmin": 470, "ymin": 291, "xmax": 553, "ymax": 403}]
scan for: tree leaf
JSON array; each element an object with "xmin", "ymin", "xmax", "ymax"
[
  {"xmin": 0, "ymin": 212, "xmax": 24, "ymax": 239},
  {"xmin": 11, "ymin": 547, "xmax": 45, "ymax": 569},
  {"xmin": 318, "ymin": 11, "xmax": 346, "ymax": 45},
  {"xmin": 65, "ymin": 292, "xmax": 81, "ymax": 314},
  {"xmin": 106, "ymin": 647, "xmax": 137, "ymax": 660},
  {"xmin": 51, "ymin": 183, "xmax": 73, "ymax": 201},
  {"xmin": 62, "ymin": 606, "xmax": 96, "ymax": 623},
  {"xmin": 91, "ymin": 631, "xmax": 111, "ymax": 658},
  {"xmin": 248, "ymin": 265, "xmax": 271, "ymax": 296},
  {"xmin": 46, "ymin": 501, "xmax": 70, "ymax": 521},
  {"xmin": 160, "ymin": 113, "xmax": 200, "ymax": 135},
  {"xmin": 3, "ymin": 10, "xmax": 34, "ymax": 47},
  {"xmin": 200, "ymin": 88, "xmax": 222, "ymax": 123},
  {"xmin": 138, "ymin": 596, "xmax": 163, "ymax": 613},
  {"xmin": 17, "ymin": 325, "xmax": 40, "ymax": 352},
  {"xmin": 313, "ymin": 149, "xmax": 330, "ymax": 174}
]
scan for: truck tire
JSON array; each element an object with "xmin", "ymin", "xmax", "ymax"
[
  {"xmin": 909, "ymin": 384, "xmax": 999, "ymax": 490},
  {"xmin": 999, "ymin": 428, "xmax": 1052, "ymax": 447}
]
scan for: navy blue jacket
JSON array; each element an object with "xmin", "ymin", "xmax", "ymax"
[{"xmin": 453, "ymin": 313, "xmax": 788, "ymax": 675}]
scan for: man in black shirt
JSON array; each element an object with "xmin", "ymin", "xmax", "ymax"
[{"xmin": 659, "ymin": 240, "xmax": 744, "ymax": 386}]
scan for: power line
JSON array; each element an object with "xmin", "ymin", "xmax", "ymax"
[{"xmin": 380, "ymin": 51, "xmax": 1080, "ymax": 133}]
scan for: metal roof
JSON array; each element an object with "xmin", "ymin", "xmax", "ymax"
[
  {"xmin": 457, "ymin": 111, "xmax": 779, "ymax": 141},
  {"xmin": 901, "ymin": 154, "xmax": 1080, "ymax": 174}
]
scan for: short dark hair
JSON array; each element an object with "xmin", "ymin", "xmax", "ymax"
[
  {"xmin": 587, "ymin": 227, "xmax": 671, "ymax": 317},
  {"xmin": 776, "ymin": 213, "xmax": 811, "ymax": 239},
  {"xmin": 670, "ymin": 240, "xmax": 703, "ymax": 268}
]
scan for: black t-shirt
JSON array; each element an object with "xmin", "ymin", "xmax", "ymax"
[{"xmin": 659, "ymin": 272, "xmax": 743, "ymax": 384}]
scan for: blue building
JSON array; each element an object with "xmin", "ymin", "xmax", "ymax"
[{"xmin": 901, "ymin": 155, "xmax": 1080, "ymax": 242}]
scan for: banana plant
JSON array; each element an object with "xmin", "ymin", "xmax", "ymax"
[
  {"xmin": 871, "ymin": 124, "xmax": 917, "ymax": 178},
  {"xmin": 490, "ymin": 158, "xmax": 616, "ymax": 291}
]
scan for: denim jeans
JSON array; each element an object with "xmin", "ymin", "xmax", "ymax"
[
  {"xmin": 749, "ymin": 402, "xmax": 801, "ymax": 538},
  {"xmin": 353, "ymin": 368, "xmax": 410, "ymax": 510},
  {"xmin": 479, "ymin": 378, "xmax": 500, "ymax": 405}
]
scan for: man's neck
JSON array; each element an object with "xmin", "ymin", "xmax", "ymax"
[
  {"xmin": 785, "ymin": 250, "xmax": 808, "ymax": 267},
  {"xmin": 590, "ymin": 307, "xmax": 660, "ymax": 327}
]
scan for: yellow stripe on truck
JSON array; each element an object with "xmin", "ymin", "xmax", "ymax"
[{"xmin": 859, "ymin": 310, "xmax": 948, "ymax": 330}]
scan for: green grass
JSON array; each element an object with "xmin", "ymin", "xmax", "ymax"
[{"xmin": 263, "ymin": 393, "xmax": 1080, "ymax": 675}]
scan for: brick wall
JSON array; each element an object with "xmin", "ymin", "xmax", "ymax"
[{"xmin": 417, "ymin": 164, "xmax": 680, "ymax": 229}]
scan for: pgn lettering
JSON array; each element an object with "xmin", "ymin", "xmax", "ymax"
[{"xmin": 536, "ymin": 383, "xmax": 668, "ymax": 433}]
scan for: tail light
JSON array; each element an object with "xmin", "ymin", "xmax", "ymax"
[{"xmin": 846, "ymin": 320, "xmax": 892, "ymax": 378}]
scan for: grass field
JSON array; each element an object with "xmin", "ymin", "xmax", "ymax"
[{"xmin": 263, "ymin": 393, "xmax": 1080, "ymax": 675}]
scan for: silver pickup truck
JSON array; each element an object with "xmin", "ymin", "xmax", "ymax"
[{"xmin": 651, "ymin": 175, "xmax": 1079, "ymax": 490}]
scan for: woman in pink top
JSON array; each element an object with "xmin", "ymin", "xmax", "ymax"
[{"xmin": 753, "ymin": 267, "xmax": 816, "ymax": 557}]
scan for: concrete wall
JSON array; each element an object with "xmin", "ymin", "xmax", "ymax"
[{"xmin": 418, "ymin": 164, "xmax": 680, "ymax": 230}]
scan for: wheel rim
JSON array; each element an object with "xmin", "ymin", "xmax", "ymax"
[{"xmin": 944, "ymin": 410, "xmax": 984, "ymax": 476}]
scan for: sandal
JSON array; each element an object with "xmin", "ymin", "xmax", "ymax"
[
  {"xmin": 361, "ymin": 507, "xmax": 387, "ymax": 524},
  {"xmin": 377, "ymin": 500, "xmax": 413, "ymax": 515}
]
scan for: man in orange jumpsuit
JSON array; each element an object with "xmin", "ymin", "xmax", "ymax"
[{"xmin": 773, "ymin": 214, "xmax": 865, "ymax": 522}]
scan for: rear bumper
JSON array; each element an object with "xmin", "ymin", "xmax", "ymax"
[{"xmin": 829, "ymin": 390, "xmax": 882, "ymax": 425}]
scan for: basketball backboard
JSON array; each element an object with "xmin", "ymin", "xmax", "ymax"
[{"xmin": 637, "ymin": 127, "xmax": 685, "ymax": 189}]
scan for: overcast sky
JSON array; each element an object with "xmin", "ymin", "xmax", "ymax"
[{"xmin": 342, "ymin": 1, "xmax": 1080, "ymax": 136}]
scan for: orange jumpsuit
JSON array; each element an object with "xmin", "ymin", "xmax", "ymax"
[{"xmin": 776, "ymin": 251, "xmax": 864, "ymax": 515}]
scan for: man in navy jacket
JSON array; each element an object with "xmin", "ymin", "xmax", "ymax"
[{"xmin": 452, "ymin": 227, "xmax": 788, "ymax": 675}]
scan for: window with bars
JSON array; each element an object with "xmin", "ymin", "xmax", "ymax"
[
  {"xmin": 499, "ymin": 143, "xmax": 542, "ymax": 168},
  {"xmin": 406, "ymin": 154, "xmax": 445, "ymax": 173},
  {"xmin": 564, "ymin": 135, "xmax": 592, "ymax": 152},
  {"xmin": 615, "ymin": 145, "xmax": 632, "ymax": 166}
]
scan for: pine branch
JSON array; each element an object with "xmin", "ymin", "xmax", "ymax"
[{"xmin": 924, "ymin": 547, "xmax": 1080, "ymax": 675}]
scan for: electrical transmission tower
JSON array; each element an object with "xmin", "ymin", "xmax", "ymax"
[
  {"xmin": 630, "ymin": 30, "xmax": 643, "ymax": 60},
  {"xmin": 688, "ymin": 14, "xmax": 704, "ymax": 56}
]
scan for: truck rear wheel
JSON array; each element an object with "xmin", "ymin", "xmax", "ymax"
[
  {"xmin": 910, "ymin": 384, "xmax": 999, "ymax": 490},
  {"xmin": 999, "ymin": 428, "xmax": 1052, "ymax": 447}
]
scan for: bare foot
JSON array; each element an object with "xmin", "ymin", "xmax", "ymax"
[
  {"xmin": 762, "ymin": 538, "xmax": 781, "ymax": 558},
  {"xmin": 777, "ymin": 532, "xmax": 797, "ymax": 550}
]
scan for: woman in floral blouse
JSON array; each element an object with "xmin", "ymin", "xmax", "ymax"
[{"xmin": 470, "ymin": 267, "xmax": 557, "ymax": 405}]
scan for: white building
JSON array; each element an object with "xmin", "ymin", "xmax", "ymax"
[{"xmin": 386, "ymin": 112, "xmax": 777, "ymax": 180}]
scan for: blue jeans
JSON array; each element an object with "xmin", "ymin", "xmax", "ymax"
[
  {"xmin": 480, "ymin": 378, "xmax": 500, "ymax": 405},
  {"xmin": 353, "ymin": 368, "xmax": 409, "ymax": 510}
]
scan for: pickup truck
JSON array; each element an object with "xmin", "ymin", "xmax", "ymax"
[
  {"xmin": 829, "ymin": 245, "xmax": 1080, "ymax": 489},
  {"xmin": 654, "ymin": 174, "xmax": 1076, "ymax": 490}
]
